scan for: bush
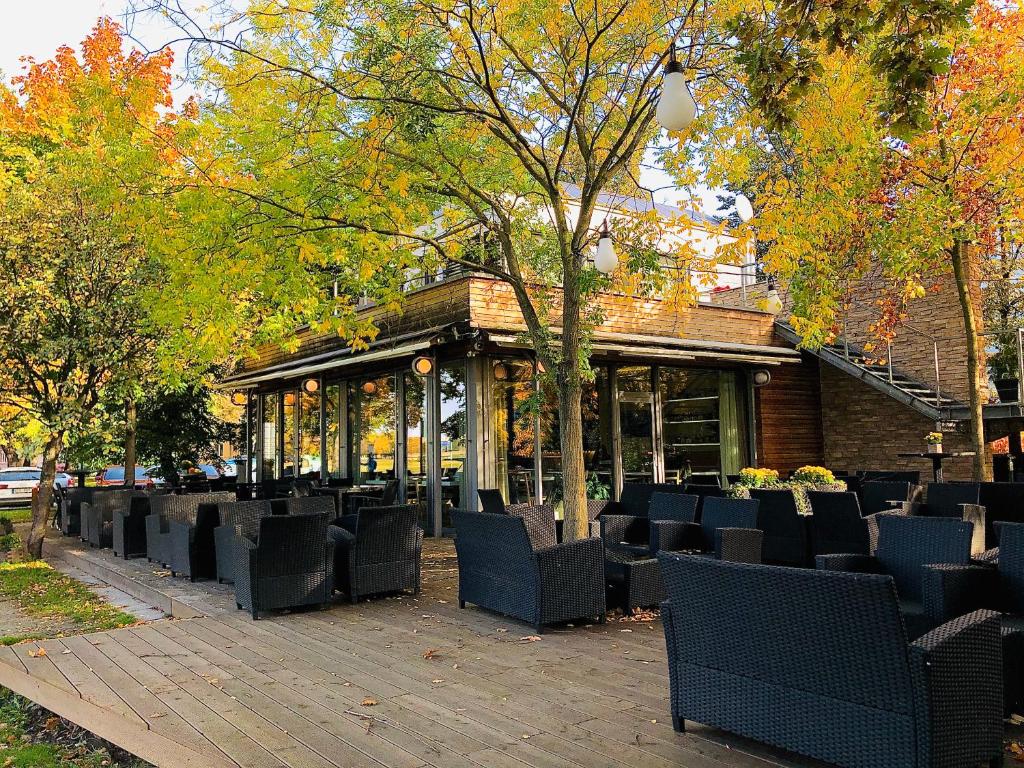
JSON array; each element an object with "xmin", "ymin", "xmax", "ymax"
[
  {"xmin": 586, "ymin": 472, "xmax": 611, "ymax": 500},
  {"xmin": 790, "ymin": 466, "xmax": 836, "ymax": 486},
  {"xmin": 0, "ymin": 516, "xmax": 13, "ymax": 536}
]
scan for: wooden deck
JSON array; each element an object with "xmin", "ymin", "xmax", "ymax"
[{"xmin": 0, "ymin": 537, "xmax": 828, "ymax": 768}]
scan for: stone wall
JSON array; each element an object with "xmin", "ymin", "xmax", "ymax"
[{"xmin": 819, "ymin": 365, "xmax": 975, "ymax": 481}]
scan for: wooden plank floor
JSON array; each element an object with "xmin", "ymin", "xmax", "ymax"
[{"xmin": 0, "ymin": 537, "xmax": 833, "ymax": 768}]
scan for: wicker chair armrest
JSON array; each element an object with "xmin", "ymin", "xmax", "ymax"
[
  {"xmin": 586, "ymin": 499, "xmax": 617, "ymax": 520},
  {"xmin": 348, "ymin": 495, "xmax": 382, "ymax": 512},
  {"xmin": 715, "ymin": 527, "xmax": 763, "ymax": 564},
  {"xmin": 649, "ymin": 520, "xmax": 693, "ymax": 553},
  {"xmin": 599, "ymin": 514, "xmax": 644, "ymax": 545},
  {"xmin": 328, "ymin": 524, "xmax": 356, "ymax": 550},
  {"xmin": 534, "ymin": 538, "xmax": 604, "ymax": 590},
  {"xmin": 909, "ymin": 609, "xmax": 1003, "ymax": 764},
  {"xmin": 922, "ymin": 563, "xmax": 1002, "ymax": 622},
  {"xmin": 587, "ymin": 520, "xmax": 602, "ymax": 538},
  {"xmin": 167, "ymin": 518, "xmax": 196, "ymax": 542},
  {"xmin": 865, "ymin": 510, "xmax": 909, "ymax": 553},
  {"xmin": 975, "ymin": 546, "xmax": 999, "ymax": 564},
  {"xmin": 815, "ymin": 553, "xmax": 882, "ymax": 573}
]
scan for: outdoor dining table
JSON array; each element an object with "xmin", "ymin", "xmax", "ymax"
[{"xmin": 897, "ymin": 451, "xmax": 975, "ymax": 482}]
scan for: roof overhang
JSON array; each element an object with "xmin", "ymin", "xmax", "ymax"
[{"xmin": 484, "ymin": 330, "xmax": 800, "ymax": 366}]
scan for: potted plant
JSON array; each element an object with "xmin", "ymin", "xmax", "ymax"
[
  {"xmin": 988, "ymin": 339, "xmax": 1020, "ymax": 403},
  {"xmin": 925, "ymin": 432, "xmax": 944, "ymax": 454}
]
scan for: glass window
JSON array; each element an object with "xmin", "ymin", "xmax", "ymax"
[
  {"xmin": 660, "ymin": 368, "xmax": 727, "ymax": 484},
  {"xmin": 404, "ymin": 371, "xmax": 427, "ymax": 507},
  {"xmin": 439, "ymin": 364, "xmax": 467, "ymax": 522},
  {"xmin": 492, "ymin": 361, "xmax": 537, "ymax": 504},
  {"xmin": 247, "ymin": 394, "xmax": 258, "ymax": 482},
  {"xmin": 618, "ymin": 366, "xmax": 655, "ymax": 484},
  {"xmin": 282, "ymin": 391, "xmax": 297, "ymax": 477},
  {"xmin": 262, "ymin": 392, "xmax": 279, "ymax": 479},
  {"xmin": 299, "ymin": 389, "xmax": 321, "ymax": 477},
  {"xmin": 324, "ymin": 384, "xmax": 342, "ymax": 478},
  {"xmin": 350, "ymin": 375, "xmax": 397, "ymax": 485}
]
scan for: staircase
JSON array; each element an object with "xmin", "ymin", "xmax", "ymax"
[{"xmin": 774, "ymin": 322, "xmax": 960, "ymax": 422}]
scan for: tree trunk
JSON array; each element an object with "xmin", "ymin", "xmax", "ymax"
[
  {"xmin": 950, "ymin": 240, "xmax": 991, "ymax": 481},
  {"xmin": 124, "ymin": 397, "xmax": 137, "ymax": 487},
  {"xmin": 26, "ymin": 432, "xmax": 62, "ymax": 559},
  {"xmin": 557, "ymin": 370, "xmax": 588, "ymax": 541}
]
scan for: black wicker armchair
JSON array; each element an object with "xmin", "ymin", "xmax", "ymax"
[
  {"xmin": 285, "ymin": 496, "xmax": 335, "ymax": 516},
  {"xmin": 806, "ymin": 491, "xmax": 869, "ymax": 557},
  {"xmin": 861, "ymin": 480, "xmax": 916, "ymax": 516},
  {"xmin": 453, "ymin": 510, "xmax": 606, "ymax": 632},
  {"xmin": 59, "ymin": 487, "xmax": 94, "ymax": 537},
  {"xmin": 674, "ymin": 496, "xmax": 763, "ymax": 563},
  {"xmin": 601, "ymin": 492, "xmax": 699, "ymax": 556},
  {"xmin": 234, "ymin": 512, "xmax": 334, "ymax": 619},
  {"xmin": 346, "ymin": 479, "xmax": 399, "ymax": 515},
  {"xmin": 817, "ymin": 514, "xmax": 975, "ymax": 639},
  {"xmin": 328, "ymin": 504, "xmax": 422, "ymax": 602},
  {"xmin": 749, "ymin": 488, "xmax": 809, "ymax": 567},
  {"xmin": 923, "ymin": 520, "xmax": 1024, "ymax": 714},
  {"xmin": 658, "ymin": 553, "xmax": 1004, "ymax": 768},
  {"xmin": 81, "ymin": 490, "xmax": 140, "ymax": 549},
  {"xmin": 145, "ymin": 492, "xmax": 235, "ymax": 580},
  {"xmin": 979, "ymin": 482, "xmax": 1024, "ymax": 548},
  {"xmin": 113, "ymin": 492, "xmax": 165, "ymax": 558},
  {"xmin": 214, "ymin": 500, "xmax": 273, "ymax": 584}
]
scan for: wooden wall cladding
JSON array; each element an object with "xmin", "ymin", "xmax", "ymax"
[{"xmin": 755, "ymin": 354, "xmax": 825, "ymax": 473}]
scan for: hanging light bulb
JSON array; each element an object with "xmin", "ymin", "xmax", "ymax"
[
  {"xmin": 594, "ymin": 221, "xmax": 618, "ymax": 274},
  {"xmin": 655, "ymin": 42, "xmax": 697, "ymax": 132},
  {"xmin": 735, "ymin": 194, "xmax": 754, "ymax": 223},
  {"xmin": 764, "ymin": 278, "xmax": 784, "ymax": 315}
]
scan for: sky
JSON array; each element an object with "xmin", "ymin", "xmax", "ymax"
[{"xmin": 0, "ymin": 1, "xmax": 718, "ymax": 213}]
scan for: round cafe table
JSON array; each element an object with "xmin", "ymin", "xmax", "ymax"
[{"xmin": 896, "ymin": 451, "xmax": 975, "ymax": 483}]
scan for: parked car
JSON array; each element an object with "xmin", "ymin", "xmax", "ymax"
[
  {"xmin": 95, "ymin": 466, "xmax": 154, "ymax": 488},
  {"xmin": 0, "ymin": 467, "xmax": 67, "ymax": 507},
  {"xmin": 54, "ymin": 471, "xmax": 73, "ymax": 489}
]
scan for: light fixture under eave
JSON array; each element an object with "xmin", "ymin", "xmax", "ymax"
[
  {"xmin": 764, "ymin": 278, "xmax": 784, "ymax": 315},
  {"xmin": 362, "ymin": 380, "xmax": 378, "ymax": 395},
  {"xmin": 752, "ymin": 369, "xmax": 772, "ymax": 387},
  {"xmin": 493, "ymin": 362, "xmax": 509, "ymax": 382},
  {"xmin": 230, "ymin": 391, "xmax": 247, "ymax": 406},
  {"xmin": 655, "ymin": 42, "xmax": 697, "ymax": 132},
  {"xmin": 412, "ymin": 356, "xmax": 434, "ymax": 376},
  {"xmin": 283, "ymin": 392, "xmax": 297, "ymax": 407},
  {"xmin": 302, "ymin": 378, "xmax": 320, "ymax": 394},
  {"xmin": 594, "ymin": 221, "xmax": 618, "ymax": 274}
]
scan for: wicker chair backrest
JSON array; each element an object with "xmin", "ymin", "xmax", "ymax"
[
  {"xmin": 700, "ymin": 497, "xmax": 759, "ymax": 547},
  {"xmin": 218, "ymin": 501, "xmax": 273, "ymax": 541},
  {"xmin": 658, "ymin": 553, "xmax": 915, "ymax": 716},
  {"xmin": 861, "ymin": 470, "xmax": 921, "ymax": 484},
  {"xmin": 980, "ymin": 483, "xmax": 1024, "ymax": 547},
  {"xmin": 618, "ymin": 483, "xmax": 690, "ymax": 517},
  {"xmin": 64, "ymin": 487, "xmax": 94, "ymax": 513},
  {"xmin": 286, "ymin": 496, "xmax": 335, "ymax": 516},
  {"xmin": 876, "ymin": 515, "xmax": 973, "ymax": 601},
  {"xmin": 354, "ymin": 505, "xmax": 419, "ymax": 564},
  {"xmin": 806, "ymin": 491, "xmax": 868, "ymax": 556},
  {"xmin": 255, "ymin": 513, "xmax": 329, "ymax": 576},
  {"xmin": 997, "ymin": 522, "xmax": 1024, "ymax": 613},
  {"xmin": 749, "ymin": 488, "xmax": 806, "ymax": 565},
  {"xmin": 477, "ymin": 488, "xmax": 506, "ymax": 515},
  {"xmin": 152, "ymin": 492, "xmax": 235, "ymax": 526},
  {"xmin": 453, "ymin": 510, "xmax": 533, "ymax": 572},
  {"xmin": 861, "ymin": 481, "xmax": 912, "ymax": 516},
  {"xmin": 649, "ymin": 492, "xmax": 698, "ymax": 523},
  {"xmin": 923, "ymin": 482, "xmax": 980, "ymax": 517}
]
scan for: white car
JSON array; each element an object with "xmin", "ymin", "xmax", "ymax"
[{"xmin": 0, "ymin": 467, "xmax": 69, "ymax": 507}]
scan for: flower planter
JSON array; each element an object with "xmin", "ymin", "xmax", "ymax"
[{"xmin": 927, "ymin": 443, "xmax": 943, "ymax": 455}]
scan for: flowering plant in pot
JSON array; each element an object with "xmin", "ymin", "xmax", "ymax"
[{"xmin": 925, "ymin": 432, "xmax": 944, "ymax": 454}]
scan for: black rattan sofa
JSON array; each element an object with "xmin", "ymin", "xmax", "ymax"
[
  {"xmin": 453, "ymin": 509, "xmax": 605, "ymax": 632},
  {"xmin": 81, "ymin": 489, "xmax": 140, "ymax": 549},
  {"xmin": 658, "ymin": 552, "xmax": 1004, "ymax": 768},
  {"xmin": 113, "ymin": 492, "xmax": 166, "ymax": 558},
  {"xmin": 59, "ymin": 487, "xmax": 95, "ymax": 537},
  {"xmin": 145, "ymin": 492, "xmax": 235, "ymax": 579},
  {"xmin": 600, "ymin": 492, "xmax": 699, "ymax": 556},
  {"xmin": 234, "ymin": 512, "xmax": 334, "ymax": 619},
  {"xmin": 328, "ymin": 504, "xmax": 422, "ymax": 602}
]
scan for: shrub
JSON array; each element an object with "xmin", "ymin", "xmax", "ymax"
[
  {"xmin": 0, "ymin": 516, "xmax": 13, "ymax": 536},
  {"xmin": 586, "ymin": 472, "xmax": 611, "ymax": 500},
  {"xmin": 790, "ymin": 466, "xmax": 836, "ymax": 486}
]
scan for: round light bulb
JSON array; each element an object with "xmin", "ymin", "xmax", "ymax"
[
  {"xmin": 656, "ymin": 69, "xmax": 697, "ymax": 132},
  {"xmin": 735, "ymin": 194, "xmax": 754, "ymax": 223},
  {"xmin": 764, "ymin": 284, "xmax": 783, "ymax": 314},
  {"xmin": 594, "ymin": 233, "xmax": 618, "ymax": 274}
]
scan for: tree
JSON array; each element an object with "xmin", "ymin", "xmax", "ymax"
[
  {"xmin": 136, "ymin": 384, "xmax": 238, "ymax": 486},
  {"xmin": 0, "ymin": 19, "xmax": 185, "ymax": 556},
  {"xmin": 708, "ymin": 0, "xmax": 1024, "ymax": 480},
  {"xmin": 142, "ymin": 0, "xmax": 746, "ymax": 538}
]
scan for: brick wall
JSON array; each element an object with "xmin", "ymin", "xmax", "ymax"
[{"xmin": 819, "ymin": 364, "xmax": 975, "ymax": 480}]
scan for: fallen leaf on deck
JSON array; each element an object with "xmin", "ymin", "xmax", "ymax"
[
  {"xmin": 27, "ymin": 648, "xmax": 46, "ymax": 658},
  {"xmin": 361, "ymin": 698, "xmax": 378, "ymax": 707},
  {"xmin": 431, "ymin": 679, "xmax": 444, "ymax": 684},
  {"xmin": 519, "ymin": 636, "xmax": 542, "ymax": 643},
  {"xmin": 422, "ymin": 648, "xmax": 441, "ymax": 659}
]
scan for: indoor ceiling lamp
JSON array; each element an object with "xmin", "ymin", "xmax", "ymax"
[
  {"xmin": 230, "ymin": 391, "xmax": 247, "ymax": 406},
  {"xmin": 655, "ymin": 41, "xmax": 697, "ymax": 132},
  {"xmin": 302, "ymin": 378, "xmax": 320, "ymax": 394},
  {"xmin": 412, "ymin": 356, "xmax": 434, "ymax": 376},
  {"xmin": 594, "ymin": 220, "xmax": 618, "ymax": 274},
  {"xmin": 764, "ymin": 278, "xmax": 784, "ymax": 315},
  {"xmin": 362, "ymin": 380, "xmax": 378, "ymax": 395},
  {"xmin": 283, "ymin": 392, "xmax": 296, "ymax": 406}
]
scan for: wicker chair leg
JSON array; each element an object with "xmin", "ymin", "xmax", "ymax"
[
  {"xmin": 251, "ymin": 609, "xmax": 259, "ymax": 620},
  {"xmin": 535, "ymin": 623, "xmax": 544, "ymax": 634},
  {"xmin": 349, "ymin": 593, "xmax": 358, "ymax": 604},
  {"xmin": 672, "ymin": 715, "xmax": 685, "ymax": 733},
  {"xmin": 598, "ymin": 614, "xmax": 607, "ymax": 625},
  {"xmin": 459, "ymin": 599, "xmax": 465, "ymax": 608},
  {"xmin": 236, "ymin": 603, "xmax": 242, "ymax": 609}
]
